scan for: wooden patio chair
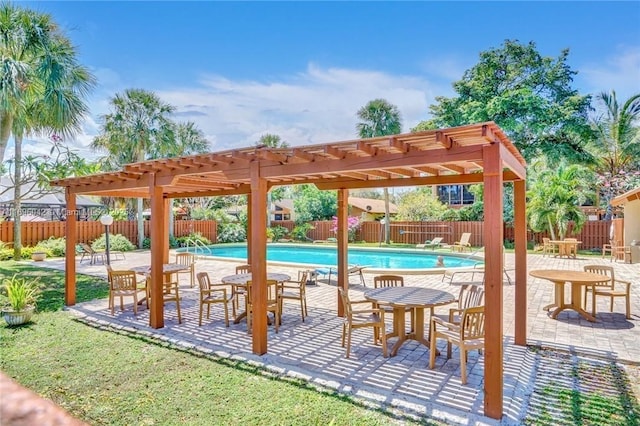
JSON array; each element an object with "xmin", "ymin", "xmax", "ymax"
[
  {"xmin": 372, "ymin": 275, "xmax": 414, "ymax": 330},
  {"xmin": 542, "ymin": 238, "xmax": 557, "ymax": 257},
  {"xmin": 246, "ymin": 279, "xmax": 281, "ymax": 333},
  {"xmin": 429, "ymin": 305, "xmax": 485, "ymax": 384},
  {"xmin": 432, "ymin": 284, "xmax": 485, "ymax": 328},
  {"xmin": 602, "ymin": 240, "xmax": 616, "ymax": 259},
  {"xmin": 563, "ymin": 238, "xmax": 579, "ymax": 257},
  {"xmin": 147, "ymin": 272, "xmax": 182, "ymax": 324},
  {"xmin": 109, "ymin": 270, "xmax": 147, "ymax": 316},
  {"xmin": 79, "ymin": 242, "xmax": 125, "ymax": 264},
  {"xmin": 196, "ymin": 272, "xmax": 233, "ymax": 326},
  {"xmin": 175, "ymin": 252, "xmax": 196, "ymax": 287},
  {"xmin": 338, "ymin": 288, "xmax": 387, "ymax": 358},
  {"xmin": 452, "ymin": 233, "xmax": 472, "ymax": 252},
  {"xmin": 583, "ymin": 265, "xmax": 632, "ymax": 319},
  {"xmin": 279, "ymin": 270, "xmax": 309, "ymax": 321},
  {"xmin": 232, "ymin": 264, "xmax": 251, "ymax": 313}
]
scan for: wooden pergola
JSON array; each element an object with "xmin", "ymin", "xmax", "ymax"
[{"xmin": 51, "ymin": 121, "xmax": 527, "ymax": 419}]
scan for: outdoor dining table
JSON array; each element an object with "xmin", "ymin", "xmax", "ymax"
[
  {"xmin": 363, "ymin": 287, "xmax": 456, "ymax": 357},
  {"xmin": 129, "ymin": 263, "xmax": 191, "ymax": 302},
  {"xmin": 529, "ymin": 269, "xmax": 610, "ymax": 322},
  {"xmin": 221, "ymin": 272, "xmax": 291, "ymax": 324},
  {"xmin": 549, "ymin": 240, "xmax": 582, "ymax": 258}
]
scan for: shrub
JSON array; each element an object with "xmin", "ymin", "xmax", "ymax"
[
  {"xmin": 0, "ymin": 246, "xmax": 51, "ymax": 261},
  {"xmin": 36, "ymin": 237, "xmax": 66, "ymax": 257},
  {"xmin": 218, "ymin": 223, "xmax": 246, "ymax": 243},
  {"xmin": 267, "ymin": 226, "xmax": 289, "ymax": 242},
  {"xmin": 91, "ymin": 234, "xmax": 135, "ymax": 252},
  {"xmin": 1, "ymin": 274, "xmax": 41, "ymax": 312},
  {"xmin": 291, "ymin": 223, "xmax": 314, "ymax": 241},
  {"xmin": 176, "ymin": 232, "xmax": 211, "ymax": 247},
  {"xmin": 142, "ymin": 235, "xmax": 181, "ymax": 249}
]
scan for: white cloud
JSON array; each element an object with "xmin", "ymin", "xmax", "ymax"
[
  {"xmin": 157, "ymin": 63, "xmax": 442, "ymax": 150},
  {"xmin": 580, "ymin": 46, "xmax": 640, "ymax": 99},
  {"xmin": 15, "ymin": 64, "xmax": 447, "ymax": 158}
]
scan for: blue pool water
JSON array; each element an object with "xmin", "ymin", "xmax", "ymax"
[{"xmin": 179, "ymin": 244, "xmax": 479, "ymax": 270}]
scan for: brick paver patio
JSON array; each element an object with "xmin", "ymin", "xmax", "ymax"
[{"xmin": 40, "ymin": 250, "xmax": 639, "ymax": 425}]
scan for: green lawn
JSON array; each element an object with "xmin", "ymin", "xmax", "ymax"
[{"xmin": 0, "ymin": 262, "xmax": 427, "ymax": 425}]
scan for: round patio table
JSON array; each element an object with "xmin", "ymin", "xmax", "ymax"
[
  {"xmin": 364, "ymin": 287, "xmax": 455, "ymax": 357},
  {"xmin": 221, "ymin": 272, "xmax": 290, "ymax": 324},
  {"xmin": 529, "ymin": 269, "xmax": 609, "ymax": 322}
]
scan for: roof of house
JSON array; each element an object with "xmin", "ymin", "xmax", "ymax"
[
  {"xmin": 611, "ymin": 186, "xmax": 640, "ymax": 206},
  {"xmin": 348, "ymin": 197, "xmax": 398, "ymax": 214}
]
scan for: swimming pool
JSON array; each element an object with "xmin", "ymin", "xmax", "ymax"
[{"xmin": 178, "ymin": 244, "xmax": 481, "ymax": 274}]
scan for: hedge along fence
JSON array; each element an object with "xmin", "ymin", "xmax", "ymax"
[
  {"xmin": 272, "ymin": 220, "xmax": 613, "ymax": 250},
  {"xmin": 0, "ymin": 220, "xmax": 217, "ymax": 247},
  {"xmin": 0, "ymin": 218, "xmax": 612, "ymax": 250}
]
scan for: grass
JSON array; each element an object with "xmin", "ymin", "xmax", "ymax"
[
  {"xmin": 0, "ymin": 262, "xmax": 429, "ymax": 425},
  {"xmin": 523, "ymin": 348, "xmax": 640, "ymax": 426}
]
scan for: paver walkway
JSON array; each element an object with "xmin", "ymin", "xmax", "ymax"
[{"xmin": 39, "ymin": 250, "xmax": 639, "ymax": 425}]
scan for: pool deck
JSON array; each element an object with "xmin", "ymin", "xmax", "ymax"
[{"xmin": 35, "ymin": 250, "xmax": 639, "ymax": 425}]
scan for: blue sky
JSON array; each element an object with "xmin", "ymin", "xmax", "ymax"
[{"xmin": 20, "ymin": 1, "xmax": 640, "ymax": 157}]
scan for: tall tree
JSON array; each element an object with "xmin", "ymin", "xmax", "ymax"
[
  {"xmin": 413, "ymin": 40, "xmax": 594, "ymax": 164},
  {"xmin": 357, "ymin": 99, "xmax": 402, "ymax": 244},
  {"xmin": 588, "ymin": 91, "xmax": 640, "ymax": 218},
  {"xmin": 91, "ymin": 89, "xmax": 209, "ymax": 246},
  {"xmin": 256, "ymin": 133, "xmax": 289, "ymax": 226},
  {"xmin": 0, "ymin": 3, "xmax": 95, "ymax": 259}
]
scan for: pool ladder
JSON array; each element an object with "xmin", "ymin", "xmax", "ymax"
[{"xmin": 185, "ymin": 238, "xmax": 213, "ymax": 259}]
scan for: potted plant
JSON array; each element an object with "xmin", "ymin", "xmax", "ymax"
[{"xmin": 1, "ymin": 274, "xmax": 41, "ymax": 325}]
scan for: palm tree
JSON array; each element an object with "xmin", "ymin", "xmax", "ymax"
[
  {"xmin": 589, "ymin": 90, "xmax": 640, "ymax": 218},
  {"xmin": 527, "ymin": 161, "xmax": 593, "ymax": 240},
  {"xmin": 0, "ymin": 3, "xmax": 95, "ymax": 259},
  {"xmin": 356, "ymin": 99, "xmax": 402, "ymax": 244},
  {"xmin": 92, "ymin": 89, "xmax": 209, "ymax": 247},
  {"xmin": 256, "ymin": 134, "xmax": 289, "ymax": 226}
]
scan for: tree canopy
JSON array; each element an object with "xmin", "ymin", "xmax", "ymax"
[{"xmin": 413, "ymin": 40, "xmax": 594, "ymax": 163}]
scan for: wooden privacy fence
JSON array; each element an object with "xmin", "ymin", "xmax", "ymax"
[
  {"xmin": 1, "ymin": 219, "xmax": 612, "ymax": 250},
  {"xmin": 0, "ymin": 220, "xmax": 217, "ymax": 247},
  {"xmin": 272, "ymin": 220, "xmax": 613, "ymax": 250}
]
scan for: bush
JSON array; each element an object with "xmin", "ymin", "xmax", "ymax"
[
  {"xmin": 176, "ymin": 232, "xmax": 211, "ymax": 247},
  {"xmin": 142, "ymin": 235, "xmax": 181, "ymax": 249},
  {"xmin": 0, "ymin": 246, "xmax": 52, "ymax": 260},
  {"xmin": 91, "ymin": 234, "xmax": 135, "ymax": 252},
  {"xmin": 217, "ymin": 223, "xmax": 246, "ymax": 243},
  {"xmin": 291, "ymin": 223, "xmax": 314, "ymax": 241},
  {"xmin": 267, "ymin": 226, "xmax": 289, "ymax": 242},
  {"xmin": 36, "ymin": 237, "xmax": 66, "ymax": 257}
]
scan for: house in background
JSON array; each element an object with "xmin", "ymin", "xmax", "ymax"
[
  {"xmin": 348, "ymin": 197, "xmax": 398, "ymax": 221},
  {"xmin": 271, "ymin": 199, "xmax": 294, "ymax": 221},
  {"xmin": 611, "ymin": 186, "xmax": 640, "ymax": 263}
]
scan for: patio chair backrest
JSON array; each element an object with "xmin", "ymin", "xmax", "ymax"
[
  {"xmin": 457, "ymin": 284, "xmax": 485, "ymax": 310},
  {"xmin": 80, "ymin": 242, "xmax": 96, "ymax": 254},
  {"xmin": 176, "ymin": 252, "xmax": 195, "ymax": 266},
  {"xmin": 196, "ymin": 271, "xmax": 211, "ymax": 292},
  {"xmin": 373, "ymin": 275, "xmax": 404, "ymax": 288},
  {"xmin": 461, "ymin": 306, "xmax": 485, "ymax": 340},
  {"xmin": 429, "ymin": 237, "xmax": 443, "ymax": 245},
  {"xmin": 583, "ymin": 265, "xmax": 615, "ymax": 290},
  {"xmin": 458, "ymin": 233, "xmax": 471, "ymax": 245},
  {"xmin": 110, "ymin": 270, "xmax": 138, "ymax": 292},
  {"xmin": 236, "ymin": 264, "xmax": 251, "ymax": 274}
]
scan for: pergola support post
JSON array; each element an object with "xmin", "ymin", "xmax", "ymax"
[
  {"xmin": 337, "ymin": 189, "xmax": 348, "ymax": 317},
  {"xmin": 483, "ymin": 143, "xmax": 503, "ymax": 419},
  {"xmin": 247, "ymin": 194, "xmax": 252, "ymax": 265},
  {"xmin": 163, "ymin": 198, "xmax": 170, "ymax": 264},
  {"xmin": 514, "ymin": 179, "xmax": 527, "ymax": 345},
  {"xmin": 64, "ymin": 188, "xmax": 77, "ymax": 306},
  {"xmin": 250, "ymin": 161, "xmax": 268, "ymax": 354},
  {"xmin": 149, "ymin": 173, "xmax": 166, "ymax": 329}
]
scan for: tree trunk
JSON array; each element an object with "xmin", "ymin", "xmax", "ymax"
[
  {"xmin": 12, "ymin": 132, "xmax": 22, "ymax": 260},
  {"xmin": 547, "ymin": 217, "xmax": 556, "ymax": 241},
  {"xmin": 383, "ymin": 187, "xmax": 390, "ymax": 244},
  {"xmin": 0, "ymin": 113, "xmax": 13, "ymax": 164}
]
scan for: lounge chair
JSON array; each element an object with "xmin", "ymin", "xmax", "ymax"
[
  {"xmin": 327, "ymin": 265, "xmax": 367, "ymax": 286},
  {"xmin": 452, "ymin": 233, "xmax": 472, "ymax": 252},
  {"xmin": 79, "ymin": 243, "xmax": 125, "ymax": 264},
  {"xmin": 416, "ymin": 237, "xmax": 445, "ymax": 250}
]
